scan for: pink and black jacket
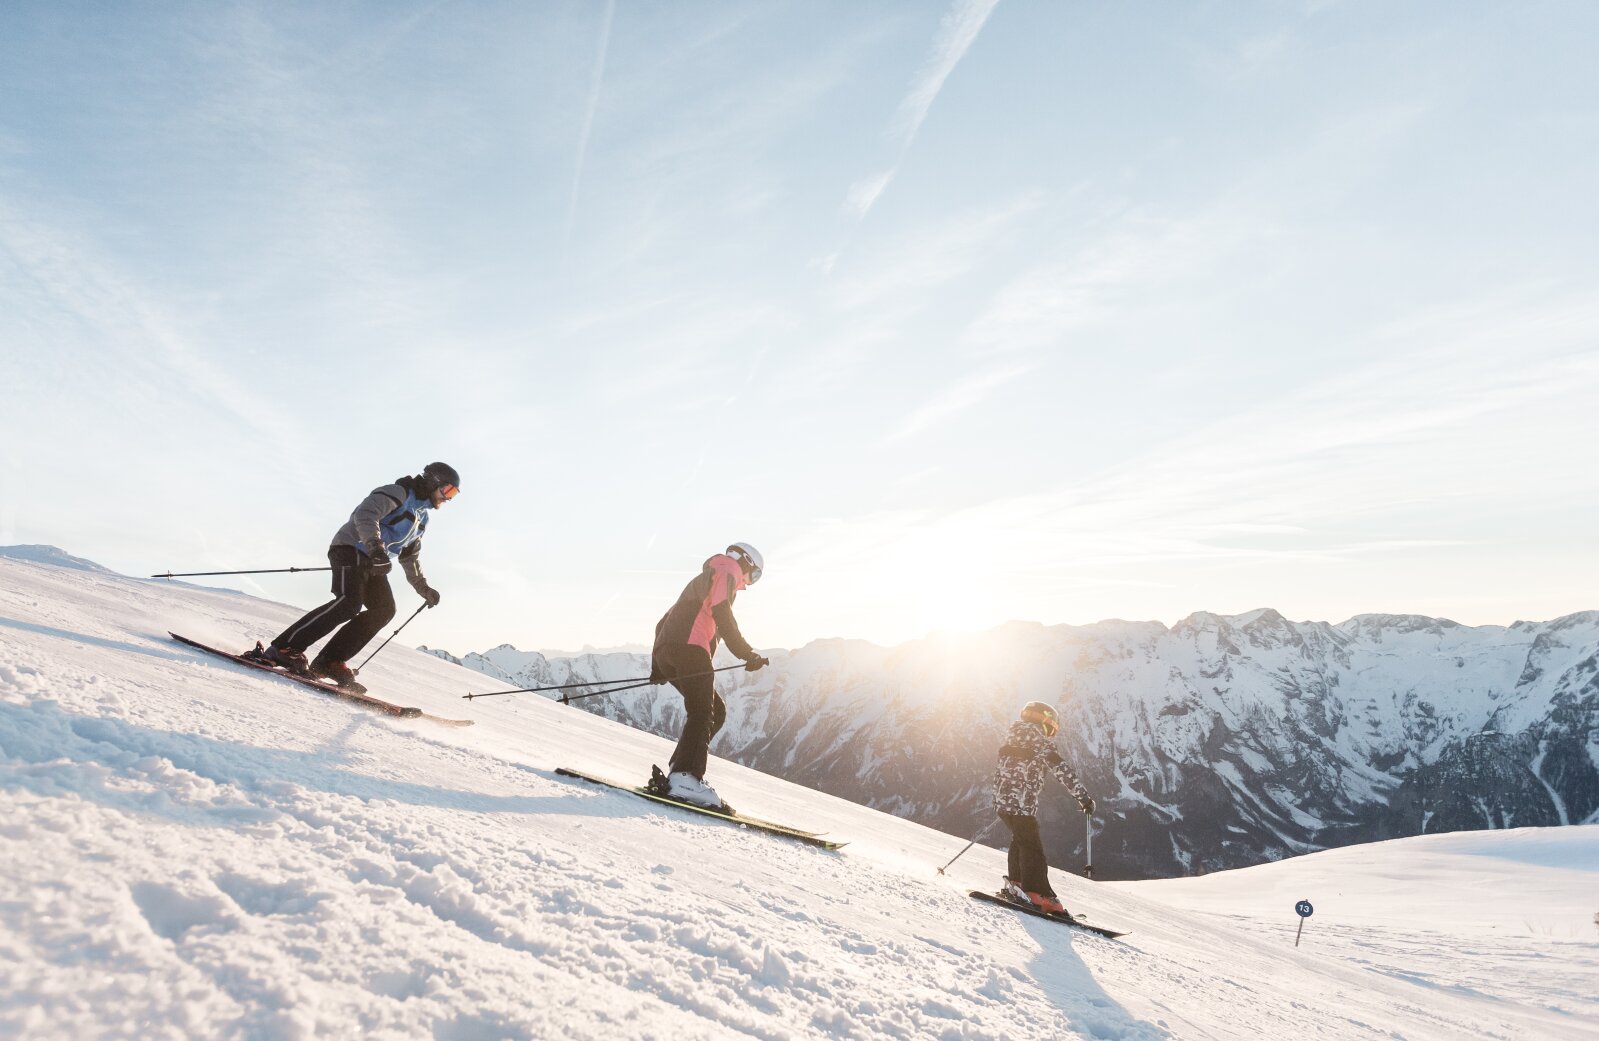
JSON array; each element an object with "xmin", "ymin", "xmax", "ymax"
[{"xmin": 651, "ymin": 553, "xmax": 758, "ymax": 664}]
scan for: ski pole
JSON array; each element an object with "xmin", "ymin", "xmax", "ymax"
[
  {"xmin": 151, "ymin": 566, "xmax": 331, "ymax": 579},
  {"xmin": 463, "ymin": 663, "xmax": 748, "ymax": 701},
  {"xmin": 937, "ymin": 840, "xmax": 976, "ymax": 876},
  {"xmin": 1084, "ymin": 812, "xmax": 1094, "ymax": 879},
  {"xmin": 556, "ymin": 663, "xmax": 753, "ymax": 703},
  {"xmin": 355, "ymin": 604, "xmax": 428, "ymax": 674},
  {"xmin": 936, "ymin": 820, "xmax": 997, "ymax": 875},
  {"xmin": 470, "ymin": 673, "xmax": 658, "ymax": 697},
  {"xmin": 557, "ymin": 677, "xmax": 660, "ymax": 703}
]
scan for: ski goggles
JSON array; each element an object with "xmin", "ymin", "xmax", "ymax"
[{"xmin": 439, "ymin": 483, "xmax": 460, "ymax": 500}]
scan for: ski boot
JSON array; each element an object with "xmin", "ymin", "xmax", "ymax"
[
  {"xmin": 668, "ymin": 772, "xmax": 733, "ymax": 814},
  {"xmin": 309, "ymin": 657, "xmax": 367, "ymax": 694},
  {"xmin": 1027, "ymin": 892, "xmax": 1067, "ymax": 915},
  {"xmin": 248, "ymin": 642, "xmax": 312, "ymax": 677},
  {"xmin": 649, "ymin": 765, "xmax": 734, "ymax": 814}
]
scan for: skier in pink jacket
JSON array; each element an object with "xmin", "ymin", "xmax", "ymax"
[{"xmin": 645, "ymin": 543, "xmax": 769, "ymax": 811}]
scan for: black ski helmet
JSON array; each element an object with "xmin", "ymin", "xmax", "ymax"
[
  {"xmin": 419, "ymin": 461, "xmax": 461, "ymax": 495},
  {"xmin": 1020, "ymin": 701, "xmax": 1060, "ymax": 737}
]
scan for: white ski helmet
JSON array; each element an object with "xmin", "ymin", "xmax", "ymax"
[{"xmin": 726, "ymin": 542, "xmax": 764, "ymax": 584}]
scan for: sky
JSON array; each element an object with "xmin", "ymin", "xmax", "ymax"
[{"xmin": 2, "ymin": 0, "xmax": 1597, "ymax": 655}]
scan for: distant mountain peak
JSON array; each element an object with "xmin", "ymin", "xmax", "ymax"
[
  {"xmin": 439, "ymin": 607, "xmax": 1599, "ymax": 880},
  {"xmin": 1341, "ymin": 613, "xmax": 1464, "ymax": 635},
  {"xmin": 0, "ymin": 544, "xmax": 115, "ymax": 574}
]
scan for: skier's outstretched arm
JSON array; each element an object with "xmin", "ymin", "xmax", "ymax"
[{"xmin": 1045, "ymin": 745, "xmax": 1092, "ymax": 809}]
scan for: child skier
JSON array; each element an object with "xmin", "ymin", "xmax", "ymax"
[{"xmin": 992, "ymin": 701, "xmax": 1095, "ymax": 914}]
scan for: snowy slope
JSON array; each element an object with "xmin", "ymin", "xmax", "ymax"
[{"xmin": 2, "ymin": 554, "xmax": 1595, "ymax": 1041}]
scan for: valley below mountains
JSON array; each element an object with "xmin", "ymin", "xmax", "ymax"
[{"xmin": 427, "ymin": 608, "xmax": 1599, "ymax": 880}]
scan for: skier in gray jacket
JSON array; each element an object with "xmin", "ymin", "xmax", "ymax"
[
  {"xmin": 992, "ymin": 701, "xmax": 1094, "ymax": 914},
  {"xmin": 255, "ymin": 463, "xmax": 459, "ymax": 690}
]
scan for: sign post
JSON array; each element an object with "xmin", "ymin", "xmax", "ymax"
[{"xmin": 1294, "ymin": 899, "xmax": 1314, "ymax": 947}]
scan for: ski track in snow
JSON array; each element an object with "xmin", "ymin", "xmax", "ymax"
[{"xmin": 1, "ymin": 557, "xmax": 1596, "ymax": 1041}]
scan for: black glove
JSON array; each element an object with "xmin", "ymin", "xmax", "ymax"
[
  {"xmin": 416, "ymin": 583, "xmax": 440, "ymax": 608},
  {"xmin": 366, "ymin": 551, "xmax": 393, "ymax": 575},
  {"xmin": 1078, "ymin": 795, "xmax": 1095, "ymax": 815},
  {"xmin": 744, "ymin": 655, "xmax": 770, "ymax": 672}
]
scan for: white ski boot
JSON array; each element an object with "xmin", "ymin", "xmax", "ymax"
[{"xmin": 666, "ymin": 771, "xmax": 731, "ymax": 813}]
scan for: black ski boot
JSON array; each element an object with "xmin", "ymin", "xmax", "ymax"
[{"xmin": 247, "ymin": 642, "xmax": 312, "ymax": 677}]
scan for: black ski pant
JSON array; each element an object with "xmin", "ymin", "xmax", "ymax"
[
  {"xmin": 1000, "ymin": 812, "xmax": 1056, "ymax": 898},
  {"xmin": 653, "ymin": 644, "xmax": 725, "ymax": 780},
  {"xmin": 272, "ymin": 545, "xmax": 396, "ymax": 663}
]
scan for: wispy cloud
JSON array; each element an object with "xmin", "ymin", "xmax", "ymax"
[
  {"xmin": 963, "ymin": 250, "xmax": 1134, "ymax": 354},
  {"xmin": 845, "ymin": 0, "xmax": 1000, "ymax": 220},
  {"xmin": 567, "ymin": 12, "xmax": 883, "ymax": 282},
  {"xmin": 844, "ymin": 170, "xmax": 895, "ymax": 219},
  {"xmin": 562, "ymin": 0, "xmax": 616, "ymax": 264},
  {"xmin": 882, "ymin": 364, "xmax": 1031, "ymax": 443},
  {"xmin": 1191, "ymin": 28, "xmax": 1295, "ymax": 81},
  {"xmin": 0, "ymin": 194, "xmax": 303, "ymax": 447},
  {"xmin": 892, "ymin": 0, "xmax": 1001, "ymax": 143},
  {"xmin": 830, "ymin": 193, "xmax": 1041, "ymax": 311},
  {"xmin": 1049, "ymin": 294, "xmax": 1599, "ymax": 547},
  {"xmin": 182, "ymin": 6, "xmax": 455, "ymax": 328},
  {"xmin": 960, "ymin": 204, "xmax": 1252, "ymax": 355},
  {"xmin": 962, "ymin": 96, "xmax": 1434, "ymax": 356},
  {"xmin": 771, "ymin": 285, "xmax": 1599, "ymax": 637}
]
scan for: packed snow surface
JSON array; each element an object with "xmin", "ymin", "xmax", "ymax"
[{"xmin": 1, "ymin": 555, "xmax": 1594, "ymax": 1040}]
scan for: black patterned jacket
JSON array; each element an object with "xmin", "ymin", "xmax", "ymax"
[{"xmin": 992, "ymin": 720, "xmax": 1088, "ymax": 817}]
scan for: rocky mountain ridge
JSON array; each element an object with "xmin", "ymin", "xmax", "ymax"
[{"xmin": 430, "ymin": 609, "xmax": 1599, "ymax": 879}]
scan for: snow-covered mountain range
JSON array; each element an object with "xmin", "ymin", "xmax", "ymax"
[{"xmin": 429, "ymin": 608, "xmax": 1599, "ymax": 880}]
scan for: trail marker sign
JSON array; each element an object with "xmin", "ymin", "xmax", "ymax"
[{"xmin": 1294, "ymin": 899, "xmax": 1314, "ymax": 947}]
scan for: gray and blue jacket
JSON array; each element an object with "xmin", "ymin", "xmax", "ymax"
[{"xmin": 331, "ymin": 481, "xmax": 430, "ymax": 586}]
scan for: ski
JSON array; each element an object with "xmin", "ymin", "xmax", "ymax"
[
  {"xmin": 170, "ymin": 633, "xmax": 473, "ymax": 727},
  {"xmin": 968, "ymin": 891, "xmax": 1128, "ymax": 938},
  {"xmin": 553, "ymin": 767, "xmax": 846, "ymax": 849}
]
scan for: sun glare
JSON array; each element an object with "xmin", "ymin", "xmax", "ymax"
[{"xmin": 875, "ymin": 529, "xmax": 1009, "ymax": 641}]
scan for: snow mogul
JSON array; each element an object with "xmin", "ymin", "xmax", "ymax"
[
  {"xmin": 992, "ymin": 701, "xmax": 1095, "ymax": 914},
  {"xmin": 252, "ymin": 462, "xmax": 459, "ymax": 691},
  {"xmin": 645, "ymin": 543, "xmax": 770, "ymax": 812}
]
